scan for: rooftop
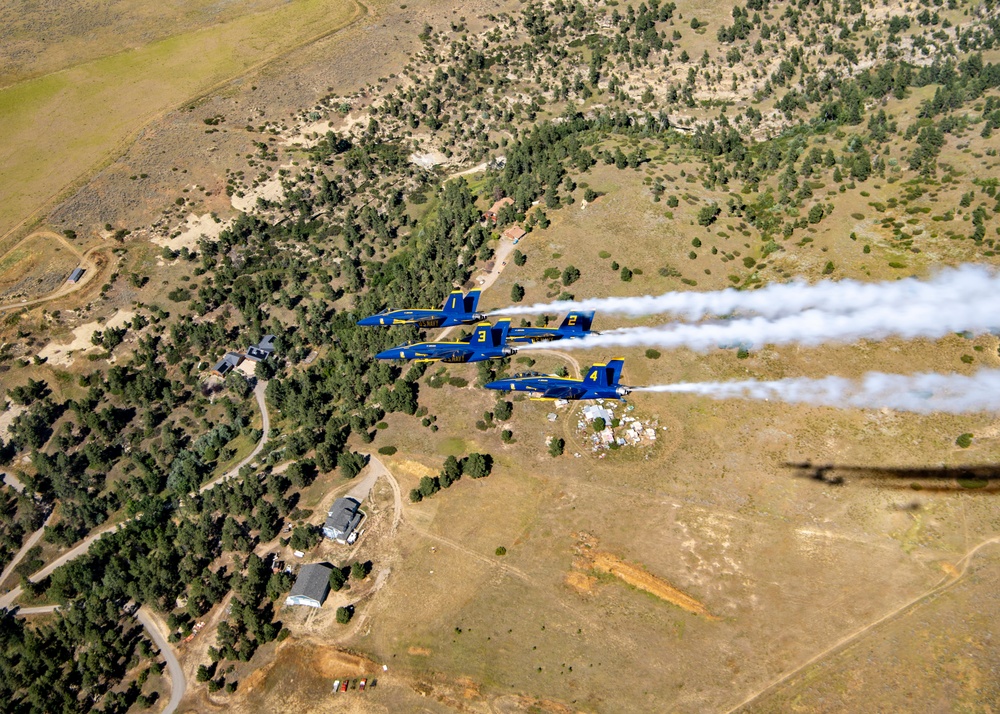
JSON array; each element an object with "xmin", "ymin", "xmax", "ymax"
[{"xmin": 286, "ymin": 563, "xmax": 333, "ymax": 606}]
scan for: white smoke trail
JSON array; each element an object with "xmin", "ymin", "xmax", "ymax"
[
  {"xmin": 519, "ymin": 298, "xmax": 1000, "ymax": 352},
  {"xmin": 491, "ymin": 264, "xmax": 1000, "ymax": 321},
  {"xmin": 633, "ymin": 369, "xmax": 1000, "ymax": 414}
]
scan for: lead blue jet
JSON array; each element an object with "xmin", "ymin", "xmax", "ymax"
[
  {"xmin": 357, "ymin": 289, "xmax": 485, "ymax": 328},
  {"xmin": 375, "ymin": 319, "xmax": 516, "ymax": 363},
  {"xmin": 485, "ymin": 358, "xmax": 631, "ymax": 400},
  {"xmin": 506, "ymin": 311, "xmax": 596, "ymax": 345}
]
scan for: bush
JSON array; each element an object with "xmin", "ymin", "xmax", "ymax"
[
  {"xmin": 548, "ymin": 437, "xmax": 565, "ymax": 457},
  {"xmin": 822, "ymin": 261, "xmax": 835, "ymax": 275},
  {"xmin": 620, "ymin": 267, "xmax": 633, "ymax": 282},
  {"xmin": 561, "ymin": 265, "xmax": 581, "ymax": 286},
  {"xmin": 377, "ymin": 446, "xmax": 397, "ymax": 456},
  {"xmin": 409, "ymin": 489, "xmax": 423, "ymax": 503},
  {"xmin": 495, "ymin": 546, "xmax": 507, "ymax": 556},
  {"xmin": 336, "ymin": 606, "xmax": 353, "ymax": 624},
  {"xmin": 956, "ymin": 433, "xmax": 973, "ymax": 448},
  {"xmin": 463, "ymin": 452, "xmax": 492, "ymax": 478},
  {"xmin": 697, "ymin": 204, "xmax": 720, "ymax": 226},
  {"xmin": 513, "ymin": 249, "xmax": 527, "ymax": 266},
  {"xmin": 584, "ymin": 188, "xmax": 598, "ymax": 202},
  {"xmin": 351, "ymin": 561, "xmax": 367, "ymax": 581},
  {"xmin": 510, "ymin": 283, "xmax": 525, "ymax": 302},
  {"xmin": 645, "ymin": 349, "xmax": 661, "ymax": 359}
]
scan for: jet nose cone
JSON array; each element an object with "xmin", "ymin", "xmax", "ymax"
[
  {"xmin": 374, "ymin": 349, "xmax": 397, "ymax": 360},
  {"xmin": 483, "ymin": 380, "xmax": 502, "ymax": 390},
  {"xmin": 357, "ymin": 316, "xmax": 377, "ymax": 326}
]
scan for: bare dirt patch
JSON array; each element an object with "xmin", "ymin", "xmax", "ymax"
[
  {"xmin": 152, "ymin": 213, "xmax": 231, "ymax": 252},
  {"xmin": 36, "ymin": 309, "xmax": 134, "ymax": 366},
  {"xmin": 573, "ymin": 532, "xmax": 716, "ymax": 619}
]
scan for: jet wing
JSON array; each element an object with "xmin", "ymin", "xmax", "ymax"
[{"xmin": 535, "ymin": 383, "xmax": 589, "ymax": 399}]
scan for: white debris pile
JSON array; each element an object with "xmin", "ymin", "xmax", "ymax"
[{"xmin": 576, "ymin": 400, "xmax": 660, "ymax": 452}]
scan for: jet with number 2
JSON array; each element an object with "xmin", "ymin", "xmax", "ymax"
[
  {"xmin": 375, "ymin": 319, "xmax": 517, "ymax": 363},
  {"xmin": 484, "ymin": 358, "xmax": 630, "ymax": 400},
  {"xmin": 506, "ymin": 311, "xmax": 596, "ymax": 344},
  {"xmin": 356, "ymin": 289, "xmax": 485, "ymax": 328}
]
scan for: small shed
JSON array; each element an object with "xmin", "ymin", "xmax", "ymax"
[
  {"xmin": 483, "ymin": 196, "xmax": 514, "ymax": 224},
  {"xmin": 323, "ymin": 497, "xmax": 363, "ymax": 543},
  {"xmin": 211, "ymin": 352, "xmax": 243, "ymax": 377},
  {"xmin": 67, "ymin": 267, "xmax": 85, "ymax": 284},
  {"xmin": 285, "ymin": 563, "xmax": 333, "ymax": 608}
]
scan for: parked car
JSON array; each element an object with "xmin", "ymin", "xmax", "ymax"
[
  {"xmin": 339, "ymin": 680, "xmax": 349, "ymax": 692},
  {"xmin": 359, "ymin": 679, "xmax": 367, "ymax": 691},
  {"xmin": 332, "ymin": 680, "xmax": 341, "ymax": 693}
]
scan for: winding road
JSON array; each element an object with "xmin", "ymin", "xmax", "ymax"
[
  {"xmin": 1, "ymin": 381, "xmax": 271, "ymax": 714},
  {"xmin": 0, "ymin": 232, "xmax": 107, "ymax": 313}
]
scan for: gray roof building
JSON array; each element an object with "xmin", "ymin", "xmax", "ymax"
[
  {"xmin": 323, "ymin": 497, "xmax": 362, "ymax": 542},
  {"xmin": 211, "ymin": 352, "xmax": 243, "ymax": 377},
  {"xmin": 285, "ymin": 563, "xmax": 333, "ymax": 608},
  {"xmin": 67, "ymin": 267, "xmax": 85, "ymax": 284},
  {"xmin": 244, "ymin": 334, "xmax": 277, "ymax": 362}
]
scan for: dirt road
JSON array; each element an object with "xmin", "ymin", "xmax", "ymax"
[
  {"xmin": 0, "ymin": 232, "xmax": 107, "ymax": 312},
  {"xmin": 0, "ymin": 511, "xmax": 55, "ymax": 587},
  {"xmin": 137, "ymin": 606, "xmax": 186, "ymax": 714},
  {"xmin": 199, "ymin": 379, "xmax": 269, "ymax": 492},
  {"xmin": 725, "ymin": 535, "xmax": 1000, "ymax": 713}
]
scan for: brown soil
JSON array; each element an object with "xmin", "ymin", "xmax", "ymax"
[{"xmin": 573, "ymin": 532, "xmax": 715, "ymax": 619}]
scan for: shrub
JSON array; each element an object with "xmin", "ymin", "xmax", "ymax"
[
  {"xmin": 645, "ymin": 349, "xmax": 661, "ymax": 359},
  {"xmin": 584, "ymin": 188, "xmax": 598, "ymax": 202},
  {"xmin": 620, "ymin": 267, "xmax": 633, "ymax": 282},
  {"xmin": 822, "ymin": 261, "xmax": 835, "ymax": 275},
  {"xmin": 697, "ymin": 204, "xmax": 720, "ymax": 226},
  {"xmin": 510, "ymin": 283, "xmax": 525, "ymax": 302},
  {"xmin": 495, "ymin": 546, "xmax": 507, "ymax": 556},
  {"xmin": 548, "ymin": 437, "xmax": 565, "ymax": 457},
  {"xmin": 336, "ymin": 606, "xmax": 353, "ymax": 624},
  {"xmin": 593, "ymin": 417, "xmax": 606, "ymax": 432},
  {"xmin": 598, "ymin": 250, "xmax": 611, "ymax": 259},
  {"xmin": 561, "ymin": 265, "xmax": 581, "ymax": 286},
  {"xmin": 377, "ymin": 446, "xmax": 397, "ymax": 456},
  {"xmin": 956, "ymin": 433, "xmax": 973, "ymax": 448}
]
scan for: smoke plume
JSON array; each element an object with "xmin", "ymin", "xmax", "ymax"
[
  {"xmin": 492, "ymin": 264, "xmax": 1000, "ymax": 321},
  {"xmin": 519, "ymin": 298, "xmax": 1000, "ymax": 352},
  {"xmin": 634, "ymin": 369, "xmax": 1000, "ymax": 414}
]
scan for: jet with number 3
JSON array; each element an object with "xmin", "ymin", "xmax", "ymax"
[
  {"xmin": 484, "ymin": 358, "xmax": 631, "ymax": 400},
  {"xmin": 375, "ymin": 319, "xmax": 517, "ymax": 363}
]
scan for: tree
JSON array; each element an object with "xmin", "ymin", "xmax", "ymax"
[
  {"xmin": 511, "ymin": 283, "xmax": 525, "ymax": 302},
  {"xmin": 494, "ymin": 401, "xmax": 513, "ymax": 421},
  {"xmin": 336, "ymin": 606, "xmax": 353, "ymax": 624},
  {"xmin": 513, "ymin": 249, "xmax": 527, "ymax": 266},
  {"xmin": 620, "ymin": 267, "xmax": 633, "ymax": 282},
  {"xmin": 329, "ymin": 567, "xmax": 347, "ymax": 591},
  {"xmin": 593, "ymin": 417, "xmax": 606, "ymax": 432},
  {"xmin": 340, "ymin": 451, "xmax": 366, "ymax": 479},
  {"xmin": 584, "ymin": 188, "xmax": 598, "ymax": 202},
  {"xmin": 463, "ymin": 452, "xmax": 491, "ymax": 479},
  {"xmin": 351, "ymin": 561, "xmax": 368, "ymax": 580},
  {"xmin": 697, "ymin": 204, "xmax": 721, "ymax": 226},
  {"xmin": 548, "ymin": 437, "xmax": 565, "ymax": 457},
  {"xmin": 561, "ymin": 265, "xmax": 581, "ymax": 286}
]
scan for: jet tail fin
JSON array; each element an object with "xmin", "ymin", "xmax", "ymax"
[
  {"xmin": 442, "ymin": 289, "xmax": 482, "ymax": 315},
  {"xmin": 558, "ymin": 311, "xmax": 595, "ymax": 334},
  {"xmin": 490, "ymin": 318, "xmax": 511, "ymax": 347},
  {"xmin": 583, "ymin": 357, "xmax": 625, "ymax": 387}
]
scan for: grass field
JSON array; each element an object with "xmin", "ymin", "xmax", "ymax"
[{"xmin": 0, "ymin": 0, "xmax": 364, "ymax": 244}]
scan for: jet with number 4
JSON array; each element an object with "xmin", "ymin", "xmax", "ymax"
[
  {"xmin": 506, "ymin": 311, "xmax": 596, "ymax": 345},
  {"xmin": 357, "ymin": 289, "xmax": 485, "ymax": 328},
  {"xmin": 485, "ymin": 357, "xmax": 631, "ymax": 400},
  {"xmin": 375, "ymin": 319, "xmax": 517, "ymax": 363}
]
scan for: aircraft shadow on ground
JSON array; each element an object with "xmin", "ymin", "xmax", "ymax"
[{"xmin": 783, "ymin": 461, "xmax": 1000, "ymax": 493}]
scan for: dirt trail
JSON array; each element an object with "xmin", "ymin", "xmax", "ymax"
[
  {"xmin": 0, "ymin": 231, "xmax": 107, "ymax": 312},
  {"xmin": 724, "ymin": 535, "xmax": 1000, "ymax": 713}
]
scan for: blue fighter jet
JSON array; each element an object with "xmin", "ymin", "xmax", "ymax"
[
  {"xmin": 506, "ymin": 311, "xmax": 596, "ymax": 345},
  {"xmin": 484, "ymin": 358, "xmax": 631, "ymax": 400},
  {"xmin": 357, "ymin": 289, "xmax": 485, "ymax": 328},
  {"xmin": 375, "ymin": 319, "xmax": 516, "ymax": 363}
]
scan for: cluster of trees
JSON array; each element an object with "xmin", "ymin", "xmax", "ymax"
[{"xmin": 409, "ymin": 453, "xmax": 493, "ymax": 502}]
